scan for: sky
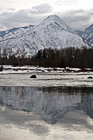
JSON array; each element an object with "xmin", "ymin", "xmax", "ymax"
[{"xmin": 0, "ymin": 0, "xmax": 93, "ymax": 31}]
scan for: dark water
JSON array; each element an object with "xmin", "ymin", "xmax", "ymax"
[{"xmin": 0, "ymin": 86, "xmax": 93, "ymax": 124}]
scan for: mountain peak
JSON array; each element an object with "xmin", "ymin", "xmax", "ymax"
[
  {"xmin": 84, "ymin": 23, "xmax": 93, "ymax": 35},
  {"xmin": 0, "ymin": 15, "xmax": 88, "ymax": 55},
  {"xmin": 76, "ymin": 23, "xmax": 93, "ymax": 47},
  {"xmin": 43, "ymin": 14, "xmax": 65, "ymax": 24},
  {"xmin": 45, "ymin": 15, "xmax": 61, "ymax": 20},
  {"xmin": 39, "ymin": 14, "xmax": 75, "ymax": 34}
]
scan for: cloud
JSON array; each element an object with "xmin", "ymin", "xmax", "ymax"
[
  {"xmin": 89, "ymin": 9, "xmax": 93, "ymax": 15},
  {"xmin": 0, "ymin": 4, "xmax": 52, "ymax": 31},
  {"xmin": 31, "ymin": 4, "xmax": 52, "ymax": 14},
  {"xmin": 60, "ymin": 9, "xmax": 93, "ymax": 30},
  {"xmin": 0, "ymin": 6, "xmax": 92, "ymax": 31},
  {"xmin": 55, "ymin": 0, "xmax": 79, "ymax": 6}
]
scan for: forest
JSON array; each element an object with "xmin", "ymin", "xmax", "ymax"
[{"xmin": 0, "ymin": 47, "xmax": 93, "ymax": 68}]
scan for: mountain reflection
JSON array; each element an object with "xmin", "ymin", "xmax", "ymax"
[{"xmin": 0, "ymin": 86, "xmax": 93, "ymax": 124}]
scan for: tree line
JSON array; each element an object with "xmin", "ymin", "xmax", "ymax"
[
  {"xmin": 31, "ymin": 47, "xmax": 93, "ymax": 68},
  {"xmin": 0, "ymin": 47, "xmax": 93, "ymax": 68}
]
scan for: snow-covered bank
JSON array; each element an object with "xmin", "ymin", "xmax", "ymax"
[
  {"xmin": 0, "ymin": 105, "xmax": 93, "ymax": 140},
  {"xmin": 0, "ymin": 65, "xmax": 93, "ymax": 74}
]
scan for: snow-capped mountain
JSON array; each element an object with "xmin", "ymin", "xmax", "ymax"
[
  {"xmin": 0, "ymin": 25, "xmax": 34, "ymax": 37},
  {"xmin": 0, "ymin": 15, "xmax": 88, "ymax": 55},
  {"xmin": 76, "ymin": 24, "xmax": 93, "ymax": 48}
]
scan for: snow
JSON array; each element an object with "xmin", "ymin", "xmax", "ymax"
[
  {"xmin": 77, "ymin": 23, "xmax": 93, "ymax": 47},
  {"xmin": 0, "ymin": 15, "xmax": 88, "ymax": 55},
  {"xmin": 0, "ymin": 65, "xmax": 93, "ymax": 74},
  {"xmin": 65, "ymin": 67, "xmax": 81, "ymax": 71}
]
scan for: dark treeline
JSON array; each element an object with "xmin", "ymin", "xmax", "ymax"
[
  {"xmin": 0, "ymin": 47, "xmax": 32, "ymax": 66},
  {"xmin": 0, "ymin": 47, "xmax": 93, "ymax": 68},
  {"xmin": 31, "ymin": 47, "xmax": 93, "ymax": 68}
]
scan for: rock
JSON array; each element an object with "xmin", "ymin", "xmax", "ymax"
[
  {"xmin": 88, "ymin": 76, "xmax": 93, "ymax": 79},
  {"xmin": 30, "ymin": 75, "xmax": 37, "ymax": 78}
]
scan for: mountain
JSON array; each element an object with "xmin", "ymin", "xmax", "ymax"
[
  {"xmin": 76, "ymin": 24, "xmax": 93, "ymax": 48},
  {"xmin": 0, "ymin": 25, "xmax": 34, "ymax": 37},
  {"xmin": 0, "ymin": 15, "xmax": 88, "ymax": 55}
]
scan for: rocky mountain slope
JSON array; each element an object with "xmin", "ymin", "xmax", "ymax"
[
  {"xmin": 0, "ymin": 15, "xmax": 88, "ymax": 55},
  {"xmin": 76, "ymin": 24, "xmax": 93, "ymax": 48}
]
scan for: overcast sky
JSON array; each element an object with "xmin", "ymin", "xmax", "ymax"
[{"xmin": 0, "ymin": 0, "xmax": 93, "ymax": 31}]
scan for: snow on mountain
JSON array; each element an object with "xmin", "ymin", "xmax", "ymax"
[
  {"xmin": 0, "ymin": 25, "xmax": 34, "ymax": 37},
  {"xmin": 0, "ymin": 15, "xmax": 88, "ymax": 56},
  {"xmin": 76, "ymin": 24, "xmax": 93, "ymax": 48}
]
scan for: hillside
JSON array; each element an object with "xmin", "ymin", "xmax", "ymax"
[
  {"xmin": 0, "ymin": 15, "xmax": 88, "ymax": 55},
  {"xmin": 76, "ymin": 24, "xmax": 93, "ymax": 48}
]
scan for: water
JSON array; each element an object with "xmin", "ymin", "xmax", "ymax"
[{"xmin": 0, "ymin": 86, "xmax": 93, "ymax": 124}]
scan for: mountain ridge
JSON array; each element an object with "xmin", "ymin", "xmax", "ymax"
[
  {"xmin": 76, "ymin": 23, "xmax": 93, "ymax": 47},
  {"xmin": 0, "ymin": 15, "xmax": 88, "ymax": 55}
]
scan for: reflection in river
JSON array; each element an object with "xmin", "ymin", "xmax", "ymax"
[{"xmin": 0, "ymin": 86, "xmax": 93, "ymax": 124}]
